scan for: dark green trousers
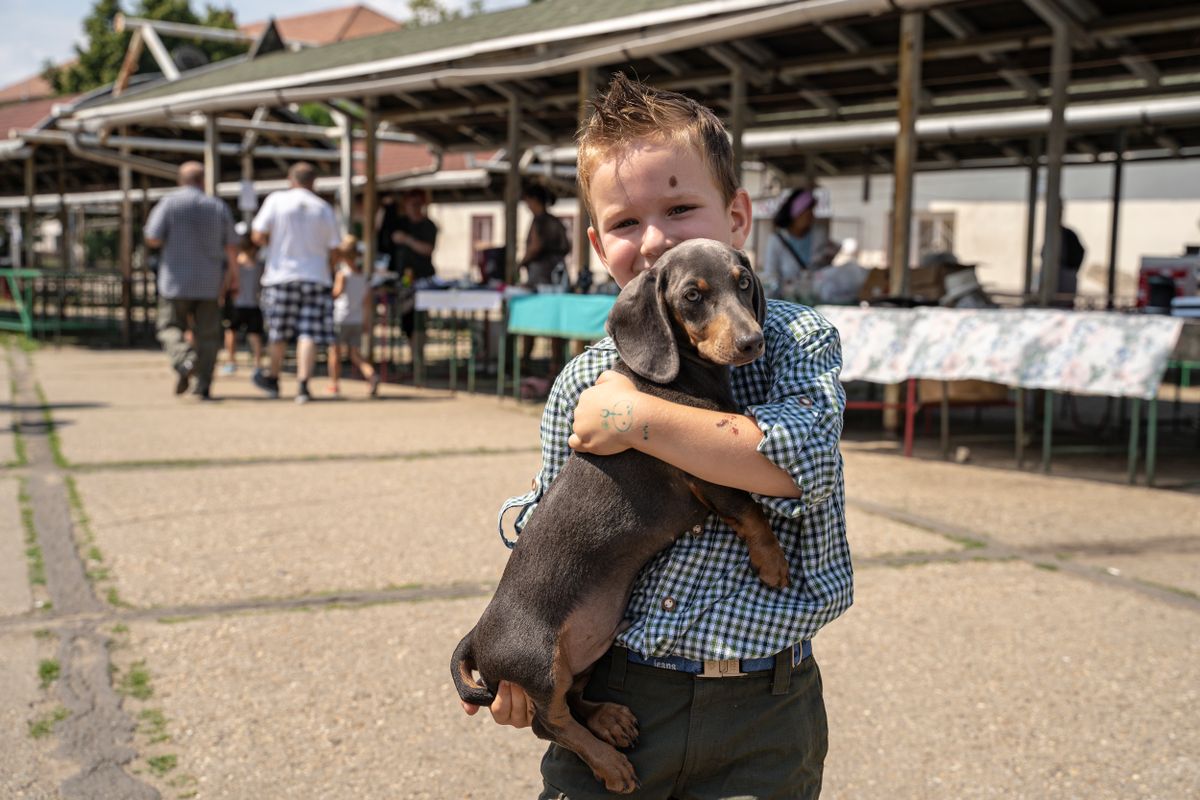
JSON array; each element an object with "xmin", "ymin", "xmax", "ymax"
[
  {"xmin": 156, "ymin": 297, "xmax": 221, "ymax": 392},
  {"xmin": 539, "ymin": 649, "xmax": 827, "ymax": 800}
]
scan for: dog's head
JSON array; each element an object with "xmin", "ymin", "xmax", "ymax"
[{"xmin": 607, "ymin": 239, "xmax": 766, "ymax": 384}]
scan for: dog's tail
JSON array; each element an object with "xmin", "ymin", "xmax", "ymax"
[{"xmin": 452, "ymin": 627, "xmax": 497, "ymax": 707}]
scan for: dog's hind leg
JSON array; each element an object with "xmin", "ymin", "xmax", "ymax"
[
  {"xmin": 688, "ymin": 481, "xmax": 791, "ymax": 589},
  {"xmin": 531, "ymin": 648, "xmax": 639, "ymax": 794}
]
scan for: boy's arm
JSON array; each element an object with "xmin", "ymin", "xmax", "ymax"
[
  {"xmin": 571, "ymin": 374, "xmax": 798, "ymax": 497},
  {"xmin": 571, "ymin": 314, "xmax": 844, "ymax": 504}
]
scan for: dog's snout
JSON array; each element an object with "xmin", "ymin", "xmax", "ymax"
[{"xmin": 736, "ymin": 330, "xmax": 765, "ymax": 358}]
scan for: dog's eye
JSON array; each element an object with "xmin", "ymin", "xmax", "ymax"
[
  {"xmin": 738, "ymin": 276, "xmax": 752, "ymax": 290},
  {"xmin": 684, "ymin": 289, "xmax": 702, "ymax": 303}
]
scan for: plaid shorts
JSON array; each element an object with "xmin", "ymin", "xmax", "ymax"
[{"xmin": 261, "ymin": 282, "xmax": 334, "ymax": 345}]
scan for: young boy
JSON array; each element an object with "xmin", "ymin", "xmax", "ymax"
[
  {"xmin": 327, "ymin": 235, "xmax": 380, "ymax": 397},
  {"xmin": 465, "ymin": 74, "xmax": 852, "ymax": 799},
  {"xmin": 221, "ymin": 228, "xmax": 265, "ymax": 374}
]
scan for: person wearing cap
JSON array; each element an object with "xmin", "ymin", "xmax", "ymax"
[
  {"xmin": 762, "ymin": 188, "xmax": 837, "ymax": 303},
  {"xmin": 144, "ymin": 160, "xmax": 239, "ymax": 400}
]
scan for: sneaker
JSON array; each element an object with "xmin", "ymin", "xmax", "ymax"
[
  {"xmin": 368, "ymin": 373, "xmax": 381, "ymax": 398},
  {"xmin": 220, "ymin": 363, "xmax": 236, "ymax": 375},
  {"xmin": 252, "ymin": 368, "xmax": 280, "ymax": 399},
  {"xmin": 294, "ymin": 388, "xmax": 311, "ymax": 405},
  {"xmin": 174, "ymin": 359, "xmax": 194, "ymax": 395}
]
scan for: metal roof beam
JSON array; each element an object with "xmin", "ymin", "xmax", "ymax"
[
  {"xmin": 1022, "ymin": 0, "xmax": 1093, "ymax": 48},
  {"xmin": 650, "ymin": 53, "xmax": 689, "ymax": 77},
  {"xmin": 931, "ymin": 8, "xmax": 1040, "ymax": 101},
  {"xmin": 819, "ymin": 22, "xmax": 889, "ymax": 77}
]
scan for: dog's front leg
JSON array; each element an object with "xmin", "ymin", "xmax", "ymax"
[{"xmin": 687, "ymin": 480, "xmax": 791, "ymax": 589}]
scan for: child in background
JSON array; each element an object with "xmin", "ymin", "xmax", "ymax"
[
  {"xmin": 221, "ymin": 225, "xmax": 265, "ymax": 374},
  {"xmin": 328, "ymin": 235, "xmax": 380, "ymax": 397}
]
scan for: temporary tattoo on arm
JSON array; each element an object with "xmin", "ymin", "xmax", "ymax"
[
  {"xmin": 600, "ymin": 402, "xmax": 634, "ymax": 432},
  {"xmin": 715, "ymin": 415, "xmax": 741, "ymax": 436},
  {"xmin": 642, "ymin": 424, "xmax": 650, "ymax": 441}
]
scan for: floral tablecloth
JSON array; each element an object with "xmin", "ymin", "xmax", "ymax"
[{"xmin": 816, "ymin": 306, "xmax": 1184, "ymax": 400}]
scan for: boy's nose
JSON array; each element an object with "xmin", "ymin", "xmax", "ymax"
[{"xmin": 640, "ymin": 225, "xmax": 674, "ymax": 262}]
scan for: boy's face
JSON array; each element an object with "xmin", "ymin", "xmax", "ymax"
[{"xmin": 586, "ymin": 138, "xmax": 751, "ymax": 288}]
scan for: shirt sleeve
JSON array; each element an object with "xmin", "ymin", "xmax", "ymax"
[
  {"xmin": 144, "ymin": 200, "xmax": 168, "ymax": 242},
  {"xmin": 325, "ymin": 206, "xmax": 341, "ymax": 250},
  {"xmin": 743, "ymin": 309, "xmax": 845, "ymax": 519},
  {"xmin": 251, "ymin": 193, "xmax": 274, "ymax": 234}
]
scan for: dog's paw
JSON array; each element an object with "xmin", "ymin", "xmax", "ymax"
[
  {"xmin": 754, "ymin": 548, "xmax": 791, "ymax": 589},
  {"xmin": 592, "ymin": 751, "xmax": 639, "ymax": 794},
  {"xmin": 585, "ymin": 702, "xmax": 639, "ymax": 748}
]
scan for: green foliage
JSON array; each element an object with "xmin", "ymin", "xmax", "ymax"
[
  {"xmin": 296, "ymin": 103, "xmax": 334, "ymax": 128},
  {"xmin": 28, "ymin": 707, "xmax": 70, "ymax": 739},
  {"xmin": 44, "ymin": 0, "xmax": 244, "ymax": 96},
  {"xmin": 38, "ymin": 659, "xmax": 61, "ymax": 688},
  {"xmin": 407, "ymin": 0, "xmax": 484, "ymax": 27}
]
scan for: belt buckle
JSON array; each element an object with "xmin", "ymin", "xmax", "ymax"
[{"xmin": 700, "ymin": 658, "xmax": 745, "ymax": 678}]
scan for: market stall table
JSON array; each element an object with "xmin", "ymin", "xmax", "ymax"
[
  {"xmin": 504, "ymin": 293, "xmax": 617, "ymax": 400},
  {"xmin": 816, "ymin": 306, "xmax": 1185, "ymax": 485}
]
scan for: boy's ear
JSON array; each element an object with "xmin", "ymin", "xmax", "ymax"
[
  {"xmin": 587, "ymin": 227, "xmax": 607, "ymax": 266},
  {"xmin": 606, "ymin": 267, "xmax": 679, "ymax": 384},
  {"xmin": 728, "ymin": 188, "xmax": 753, "ymax": 249},
  {"xmin": 736, "ymin": 249, "xmax": 767, "ymax": 325}
]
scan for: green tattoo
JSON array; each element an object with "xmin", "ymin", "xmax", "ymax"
[{"xmin": 600, "ymin": 401, "xmax": 634, "ymax": 433}]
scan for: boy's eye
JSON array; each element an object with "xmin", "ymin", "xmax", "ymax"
[
  {"xmin": 684, "ymin": 289, "xmax": 702, "ymax": 302},
  {"xmin": 668, "ymin": 205, "xmax": 695, "ymax": 216},
  {"xmin": 611, "ymin": 218, "xmax": 637, "ymax": 230}
]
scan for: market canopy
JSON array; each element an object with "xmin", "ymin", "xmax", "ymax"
[{"xmin": 58, "ymin": 0, "xmax": 1200, "ymax": 179}]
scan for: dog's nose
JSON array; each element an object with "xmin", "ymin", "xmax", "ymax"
[{"xmin": 735, "ymin": 331, "xmax": 765, "ymax": 358}]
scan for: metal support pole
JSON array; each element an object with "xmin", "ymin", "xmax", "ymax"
[
  {"xmin": 23, "ymin": 153, "xmax": 35, "ymax": 270},
  {"xmin": 1106, "ymin": 131, "xmax": 1125, "ymax": 311},
  {"xmin": 1015, "ymin": 388, "xmax": 1025, "ymax": 468},
  {"xmin": 730, "ymin": 62, "xmax": 746, "ymax": 183},
  {"xmin": 1039, "ymin": 23, "xmax": 1071, "ymax": 307},
  {"xmin": 1126, "ymin": 397, "xmax": 1142, "ymax": 484},
  {"xmin": 505, "ymin": 92, "xmax": 522, "ymax": 286},
  {"xmin": 203, "ymin": 114, "xmax": 219, "ymax": 196},
  {"xmin": 889, "ymin": 11, "xmax": 923, "ymax": 298},
  {"xmin": 362, "ymin": 99, "xmax": 378, "ymax": 361},
  {"xmin": 1042, "ymin": 390, "xmax": 1054, "ymax": 474},
  {"xmin": 239, "ymin": 153, "xmax": 255, "ymax": 222},
  {"xmin": 576, "ymin": 69, "xmax": 595, "ymax": 288},
  {"xmin": 120, "ymin": 127, "xmax": 134, "ymax": 345},
  {"xmin": 1022, "ymin": 139, "xmax": 1040, "ymax": 302},
  {"xmin": 57, "ymin": 150, "xmax": 68, "ymax": 268},
  {"xmin": 335, "ymin": 111, "xmax": 354, "ymax": 235},
  {"xmin": 1145, "ymin": 397, "xmax": 1158, "ymax": 487}
]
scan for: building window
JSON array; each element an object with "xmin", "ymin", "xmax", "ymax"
[
  {"xmin": 470, "ymin": 213, "xmax": 495, "ymax": 269},
  {"xmin": 914, "ymin": 211, "xmax": 955, "ymax": 259}
]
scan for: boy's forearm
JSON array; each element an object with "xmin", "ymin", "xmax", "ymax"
[{"xmin": 633, "ymin": 396, "xmax": 800, "ymax": 498}]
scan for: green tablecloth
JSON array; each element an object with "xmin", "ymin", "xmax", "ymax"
[{"xmin": 506, "ymin": 293, "xmax": 616, "ymax": 339}]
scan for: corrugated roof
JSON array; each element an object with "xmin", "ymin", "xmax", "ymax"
[
  {"xmin": 0, "ymin": 73, "xmax": 55, "ymax": 105},
  {"xmin": 240, "ymin": 4, "xmax": 401, "ymax": 46},
  {"xmin": 104, "ymin": 0, "xmax": 716, "ymax": 106},
  {"xmin": 0, "ymin": 96, "xmax": 76, "ymax": 134}
]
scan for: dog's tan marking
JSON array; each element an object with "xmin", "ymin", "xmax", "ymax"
[
  {"xmin": 697, "ymin": 315, "xmax": 736, "ymax": 363},
  {"xmin": 696, "ymin": 278, "xmax": 710, "ymax": 292}
]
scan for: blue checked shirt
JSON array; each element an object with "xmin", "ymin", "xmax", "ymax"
[{"xmin": 498, "ymin": 300, "xmax": 853, "ymax": 661}]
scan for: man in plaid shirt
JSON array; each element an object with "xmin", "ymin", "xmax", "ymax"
[
  {"xmin": 144, "ymin": 161, "xmax": 238, "ymax": 399},
  {"xmin": 466, "ymin": 76, "xmax": 852, "ymax": 799}
]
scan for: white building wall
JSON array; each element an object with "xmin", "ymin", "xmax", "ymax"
[{"xmin": 819, "ymin": 160, "xmax": 1200, "ymax": 300}]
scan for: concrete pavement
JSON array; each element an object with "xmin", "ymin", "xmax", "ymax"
[{"xmin": 2, "ymin": 342, "xmax": 1198, "ymax": 799}]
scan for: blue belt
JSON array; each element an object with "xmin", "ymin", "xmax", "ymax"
[{"xmin": 625, "ymin": 641, "xmax": 812, "ymax": 678}]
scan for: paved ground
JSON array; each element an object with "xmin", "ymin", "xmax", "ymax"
[{"xmin": 2, "ymin": 342, "xmax": 1198, "ymax": 799}]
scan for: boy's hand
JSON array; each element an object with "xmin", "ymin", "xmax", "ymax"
[
  {"xmin": 569, "ymin": 370, "xmax": 644, "ymax": 456},
  {"xmin": 460, "ymin": 680, "xmax": 533, "ymax": 728}
]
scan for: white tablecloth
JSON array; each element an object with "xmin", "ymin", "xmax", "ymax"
[{"xmin": 816, "ymin": 306, "xmax": 1184, "ymax": 400}]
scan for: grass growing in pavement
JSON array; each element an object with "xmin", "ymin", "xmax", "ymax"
[
  {"xmin": 138, "ymin": 708, "xmax": 172, "ymax": 744},
  {"xmin": 34, "ymin": 382, "xmax": 68, "ymax": 469},
  {"xmin": 117, "ymin": 660, "xmax": 153, "ymax": 700},
  {"xmin": 18, "ymin": 479, "xmax": 45, "ymax": 587},
  {"xmin": 37, "ymin": 659, "xmax": 60, "ymax": 688},
  {"xmin": 146, "ymin": 754, "xmax": 177, "ymax": 776},
  {"xmin": 27, "ymin": 707, "xmax": 69, "ymax": 739}
]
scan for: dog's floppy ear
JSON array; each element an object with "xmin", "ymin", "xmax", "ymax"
[
  {"xmin": 606, "ymin": 267, "xmax": 680, "ymax": 384},
  {"xmin": 736, "ymin": 249, "xmax": 767, "ymax": 325}
]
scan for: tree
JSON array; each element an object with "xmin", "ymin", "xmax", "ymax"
[
  {"xmin": 44, "ymin": 0, "xmax": 242, "ymax": 95},
  {"xmin": 406, "ymin": 0, "xmax": 484, "ymax": 28}
]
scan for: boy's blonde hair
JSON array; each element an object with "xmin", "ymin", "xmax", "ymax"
[
  {"xmin": 576, "ymin": 73, "xmax": 738, "ymax": 223},
  {"xmin": 337, "ymin": 234, "xmax": 360, "ymax": 267}
]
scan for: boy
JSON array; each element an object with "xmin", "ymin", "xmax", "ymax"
[
  {"xmin": 465, "ymin": 74, "xmax": 851, "ymax": 799},
  {"xmin": 327, "ymin": 235, "xmax": 380, "ymax": 397},
  {"xmin": 221, "ymin": 227, "xmax": 265, "ymax": 374}
]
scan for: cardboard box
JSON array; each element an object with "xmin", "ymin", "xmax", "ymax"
[{"xmin": 858, "ymin": 265, "xmax": 948, "ymax": 303}]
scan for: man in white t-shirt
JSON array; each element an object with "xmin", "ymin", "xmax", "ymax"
[{"xmin": 250, "ymin": 162, "xmax": 341, "ymax": 404}]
